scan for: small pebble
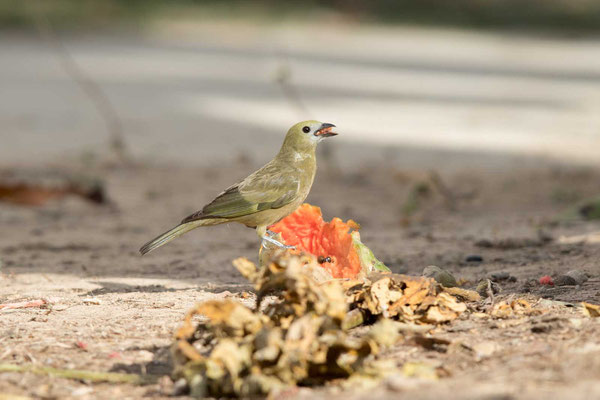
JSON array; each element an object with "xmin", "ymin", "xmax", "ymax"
[
  {"xmin": 531, "ymin": 324, "xmax": 553, "ymax": 333},
  {"xmin": 422, "ymin": 265, "xmax": 458, "ymax": 288},
  {"xmin": 71, "ymin": 387, "xmax": 93, "ymax": 397},
  {"xmin": 565, "ymin": 269, "xmax": 588, "ymax": 285},
  {"xmin": 465, "ymin": 255, "xmax": 483, "ymax": 263},
  {"xmin": 519, "ymin": 279, "xmax": 534, "ymax": 293},
  {"xmin": 82, "ymin": 297, "xmax": 101, "ymax": 305},
  {"xmin": 476, "ymin": 279, "xmax": 501, "ymax": 298},
  {"xmin": 173, "ymin": 378, "xmax": 189, "ymax": 396},
  {"xmin": 474, "ymin": 239, "xmax": 492, "ymax": 248},
  {"xmin": 554, "ymin": 275, "xmax": 578, "ymax": 286},
  {"xmin": 490, "ymin": 271, "xmax": 510, "ymax": 281}
]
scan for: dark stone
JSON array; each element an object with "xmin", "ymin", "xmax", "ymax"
[
  {"xmin": 490, "ymin": 271, "xmax": 510, "ymax": 281},
  {"xmin": 476, "ymin": 279, "xmax": 501, "ymax": 298},
  {"xmin": 554, "ymin": 275, "xmax": 578, "ymax": 286},
  {"xmin": 475, "ymin": 239, "xmax": 493, "ymax": 248},
  {"xmin": 422, "ymin": 265, "xmax": 458, "ymax": 288},
  {"xmin": 565, "ymin": 269, "xmax": 589, "ymax": 285},
  {"xmin": 465, "ymin": 255, "xmax": 483, "ymax": 262},
  {"xmin": 531, "ymin": 324, "xmax": 552, "ymax": 333}
]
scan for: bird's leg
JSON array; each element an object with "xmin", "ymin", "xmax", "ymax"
[
  {"xmin": 261, "ymin": 234, "xmax": 295, "ymax": 249},
  {"xmin": 258, "ymin": 226, "xmax": 295, "ymax": 249}
]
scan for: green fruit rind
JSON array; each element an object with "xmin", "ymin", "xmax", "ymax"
[{"xmin": 352, "ymin": 231, "xmax": 391, "ymax": 273}]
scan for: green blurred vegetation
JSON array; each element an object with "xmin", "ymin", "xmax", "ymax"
[{"xmin": 3, "ymin": 0, "xmax": 600, "ymax": 32}]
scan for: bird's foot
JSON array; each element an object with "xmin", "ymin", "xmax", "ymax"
[{"xmin": 261, "ymin": 235, "xmax": 295, "ymax": 250}]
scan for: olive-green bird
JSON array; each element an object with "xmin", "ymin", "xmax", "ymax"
[{"xmin": 139, "ymin": 120, "xmax": 337, "ymax": 255}]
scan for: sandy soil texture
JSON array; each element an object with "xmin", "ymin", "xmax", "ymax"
[{"xmin": 1, "ymin": 159, "xmax": 599, "ymax": 399}]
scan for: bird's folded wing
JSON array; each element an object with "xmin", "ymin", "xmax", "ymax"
[{"xmin": 181, "ymin": 165, "xmax": 299, "ymax": 223}]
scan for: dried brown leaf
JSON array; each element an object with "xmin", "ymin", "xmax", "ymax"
[
  {"xmin": 582, "ymin": 302, "xmax": 600, "ymax": 318},
  {"xmin": 0, "ymin": 169, "xmax": 106, "ymax": 206},
  {"xmin": 491, "ymin": 298, "xmax": 541, "ymax": 318},
  {"xmin": 401, "ymin": 362, "xmax": 439, "ymax": 380},
  {"xmin": 350, "ymin": 274, "xmax": 466, "ymax": 324},
  {"xmin": 443, "ymin": 286, "xmax": 481, "ymax": 302}
]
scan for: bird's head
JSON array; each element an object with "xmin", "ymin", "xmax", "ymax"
[{"xmin": 281, "ymin": 120, "xmax": 338, "ymax": 153}]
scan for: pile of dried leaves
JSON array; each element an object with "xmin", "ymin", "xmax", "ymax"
[
  {"xmin": 172, "ymin": 251, "xmax": 470, "ymax": 397},
  {"xmin": 344, "ymin": 272, "xmax": 467, "ymax": 324}
]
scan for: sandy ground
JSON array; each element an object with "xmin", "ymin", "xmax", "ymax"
[{"xmin": 1, "ymin": 155, "xmax": 599, "ymax": 399}]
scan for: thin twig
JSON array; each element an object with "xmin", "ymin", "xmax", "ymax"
[
  {"xmin": 273, "ymin": 57, "xmax": 310, "ymax": 118},
  {"xmin": 0, "ymin": 393, "xmax": 33, "ymax": 400},
  {"xmin": 0, "ymin": 363, "xmax": 156, "ymax": 385},
  {"xmin": 33, "ymin": 14, "xmax": 130, "ymax": 163},
  {"xmin": 273, "ymin": 54, "xmax": 337, "ymax": 170},
  {"xmin": 486, "ymin": 279, "xmax": 496, "ymax": 311},
  {"xmin": 428, "ymin": 170, "xmax": 457, "ymax": 211}
]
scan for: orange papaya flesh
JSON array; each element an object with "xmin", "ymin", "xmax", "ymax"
[{"xmin": 269, "ymin": 204, "xmax": 362, "ymax": 279}]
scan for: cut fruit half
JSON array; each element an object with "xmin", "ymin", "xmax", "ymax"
[{"xmin": 269, "ymin": 204, "xmax": 390, "ymax": 279}]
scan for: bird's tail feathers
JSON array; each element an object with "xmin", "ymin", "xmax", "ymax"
[{"xmin": 139, "ymin": 220, "xmax": 206, "ymax": 255}]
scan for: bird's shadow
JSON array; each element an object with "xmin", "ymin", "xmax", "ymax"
[
  {"xmin": 80, "ymin": 280, "xmax": 255, "ymax": 297},
  {"xmin": 80, "ymin": 281, "xmax": 194, "ymax": 297},
  {"xmin": 109, "ymin": 345, "xmax": 172, "ymax": 378}
]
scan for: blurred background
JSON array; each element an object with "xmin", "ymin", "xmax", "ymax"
[
  {"xmin": 3, "ymin": 3, "xmax": 600, "ymax": 398},
  {"xmin": 2, "ymin": 0, "xmax": 600, "ymax": 170}
]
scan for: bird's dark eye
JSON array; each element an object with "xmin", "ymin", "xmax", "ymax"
[{"xmin": 302, "ymin": 126, "xmax": 310, "ymax": 133}]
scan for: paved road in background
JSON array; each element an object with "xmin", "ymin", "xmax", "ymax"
[{"xmin": 1, "ymin": 23, "xmax": 599, "ymax": 169}]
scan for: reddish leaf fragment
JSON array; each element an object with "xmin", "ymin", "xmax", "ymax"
[
  {"xmin": 0, "ymin": 299, "xmax": 48, "ymax": 310},
  {"xmin": 539, "ymin": 276, "xmax": 554, "ymax": 286},
  {"xmin": 75, "ymin": 341, "xmax": 88, "ymax": 350},
  {"xmin": 0, "ymin": 169, "xmax": 106, "ymax": 206}
]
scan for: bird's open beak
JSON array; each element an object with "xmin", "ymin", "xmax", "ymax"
[{"xmin": 315, "ymin": 123, "xmax": 337, "ymax": 137}]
